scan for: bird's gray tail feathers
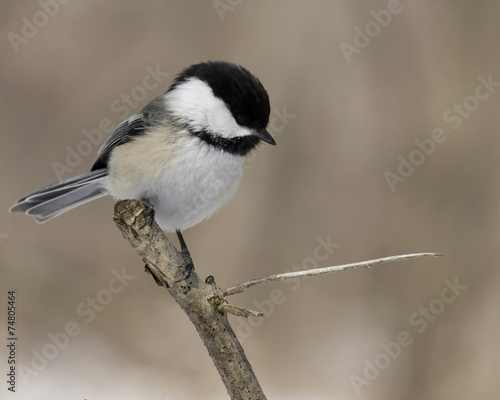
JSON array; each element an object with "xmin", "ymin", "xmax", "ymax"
[{"xmin": 9, "ymin": 169, "xmax": 108, "ymax": 223}]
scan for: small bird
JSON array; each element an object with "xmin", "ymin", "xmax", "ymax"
[{"xmin": 10, "ymin": 61, "xmax": 275, "ymax": 277}]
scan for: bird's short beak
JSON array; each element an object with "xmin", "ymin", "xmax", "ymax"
[{"xmin": 255, "ymin": 128, "xmax": 276, "ymax": 145}]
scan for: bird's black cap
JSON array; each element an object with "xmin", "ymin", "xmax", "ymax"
[{"xmin": 170, "ymin": 61, "xmax": 271, "ymax": 132}]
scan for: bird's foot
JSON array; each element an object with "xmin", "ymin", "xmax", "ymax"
[
  {"xmin": 175, "ymin": 230, "xmax": 195, "ymax": 282},
  {"xmin": 138, "ymin": 200, "xmax": 155, "ymax": 229},
  {"xmin": 176, "ymin": 252, "xmax": 194, "ymax": 282}
]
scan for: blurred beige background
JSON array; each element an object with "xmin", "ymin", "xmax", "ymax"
[{"xmin": 1, "ymin": 1, "xmax": 500, "ymax": 399}]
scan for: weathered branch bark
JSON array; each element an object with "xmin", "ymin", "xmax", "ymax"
[
  {"xmin": 113, "ymin": 199, "xmax": 266, "ymax": 400},
  {"xmin": 113, "ymin": 199, "xmax": 442, "ymax": 399}
]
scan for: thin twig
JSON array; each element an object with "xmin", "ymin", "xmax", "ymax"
[
  {"xmin": 220, "ymin": 304, "xmax": 264, "ymax": 318},
  {"xmin": 223, "ymin": 253, "xmax": 442, "ymax": 296}
]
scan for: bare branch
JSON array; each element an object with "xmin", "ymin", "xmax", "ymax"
[
  {"xmin": 113, "ymin": 199, "xmax": 266, "ymax": 400},
  {"xmin": 223, "ymin": 253, "xmax": 442, "ymax": 296},
  {"xmin": 113, "ymin": 199, "xmax": 442, "ymax": 399}
]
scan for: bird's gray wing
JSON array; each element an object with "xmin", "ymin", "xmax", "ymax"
[
  {"xmin": 91, "ymin": 113, "xmax": 147, "ymax": 171},
  {"xmin": 91, "ymin": 95, "xmax": 170, "ymax": 171}
]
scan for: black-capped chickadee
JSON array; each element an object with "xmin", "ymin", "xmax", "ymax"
[{"xmin": 10, "ymin": 61, "xmax": 275, "ymax": 276}]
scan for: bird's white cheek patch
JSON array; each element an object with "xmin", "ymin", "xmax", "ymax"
[{"xmin": 165, "ymin": 78, "xmax": 252, "ymax": 139}]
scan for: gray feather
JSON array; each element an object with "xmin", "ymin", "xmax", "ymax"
[{"xmin": 10, "ymin": 169, "xmax": 108, "ymax": 223}]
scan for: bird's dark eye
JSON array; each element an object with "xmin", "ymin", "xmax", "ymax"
[{"xmin": 236, "ymin": 115, "xmax": 249, "ymax": 126}]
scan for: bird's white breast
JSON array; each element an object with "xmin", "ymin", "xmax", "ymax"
[{"xmin": 102, "ymin": 125, "xmax": 246, "ymax": 232}]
